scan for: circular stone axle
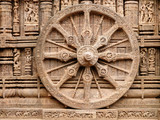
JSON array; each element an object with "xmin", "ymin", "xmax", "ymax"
[{"xmin": 77, "ymin": 46, "xmax": 98, "ymax": 66}]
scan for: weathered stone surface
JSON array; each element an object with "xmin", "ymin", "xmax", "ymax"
[{"xmin": 0, "ymin": 0, "xmax": 159, "ymax": 119}]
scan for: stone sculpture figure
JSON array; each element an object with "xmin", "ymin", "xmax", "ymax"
[
  {"xmin": 140, "ymin": 1, "xmax": 154, "ymax": 23},
  {"xmin": 25, "ymin": 1, "xmax": 38, "ymax": 23}
]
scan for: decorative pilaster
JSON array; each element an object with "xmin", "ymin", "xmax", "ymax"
[
  {"xmin": 148, "ymin": 48, "xmax": 156, "ymax": 76},
  {"xmin": 140, "ymin": 48, "xmax": 148, "ymax": 75},
  {"xmin": 125, "ymin": 1, "xmax": 139, "ymax": 34},
  {"xmin": 13, "ymin": 48, "xmax": 21, "ymax": 76},
  {"xmin": 25, "ymin": 48, "xmax": 32, "ymax": 75},
  {"xmin": 0, "ymin": 0, "xmax": 12, "ymax": 35},
  {"xmin": 13, "ymin": 0, "xmax": 20, "ymax": 36},
  {"xmin": 40, "ymin": 0, "xmax": 52, "ymax": 31}
]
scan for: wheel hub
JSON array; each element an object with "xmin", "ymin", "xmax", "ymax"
[{"xmin": 77, "ymin": 46, "xmax": 98, "ymax": 66}]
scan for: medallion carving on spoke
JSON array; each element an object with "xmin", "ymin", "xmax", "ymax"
[{"xmin": 36, "ymin": 4, "xmax": 139, "ymax": 109}]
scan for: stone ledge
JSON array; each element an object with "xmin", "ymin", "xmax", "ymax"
[{"xmin": 0, "ymin": 108, "xmax": 158, "ymax": 120}]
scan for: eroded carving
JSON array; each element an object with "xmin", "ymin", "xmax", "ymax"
[
  {"xmin": 140, "ymin": 1, "xmax": 154, "ymax": 23},
  {"xmin": 118, "ymin": 110, "xmax": 157, "ymax": 119},
  {"xmin": 24, "ymin": 0, "xmax": 38, "ymax": 24}
]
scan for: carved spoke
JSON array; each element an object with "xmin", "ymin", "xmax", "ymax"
[
  {"xmin": 93, "ymin": 23, "xmax": 119, "ymax": 49},
  {"xmin": 72, "ymin": 69, "xmax": 84, "ymax": 98},
  {"xmin": 99, "ymin": 61, "xmax": 130, "ymax": 74},
  {"xmin": 46, "ymin": 39, "xmax": 76, "ymax": 52},
  {"xmin": 103, "ymin": 23, "xmax": 119, "ymax": 38},
  {"xmin": 95, "ymin": 63, "xmax": 118, "ymax": 88},
  {"xmin": 99, "ymin": 38, "xmax": 129, "ymax": 52},
  {"xmin": 56, "ymin": 62, "xmax": 80, "ymax": 89},
  {"xmin": 82, "ymin": 67, "xmax": 93, "ymax": 102},
  {"xmin": 46, "ymin": 61, "xmax": 76, "ymax": 73},
  {"xmin": 53, "ymin": 24, "xmax": 70, "ymax": 38},
  {"xmin": 81, "ymin": 10, "xmax": 92, "ymax": 45},
  {"xmin": 91, "ymin": 69, "xmax": 102, "ymax": 98},
  {"xmin": 43, "ymin": 50, "xmax": 76, "ymax": 62},
  {"xmin": 99, "ymin": 51, "xmax": 133, "ymax": 62},
  {"xmin": 53, "ymin": 24, "xmax": 80, "ymax": 48},
  {"xmin": 94, "ymin": 15, "xmax": 104, "ymax": 39},
  {"xmin": 70, "ymin": 16, "xmax": 79, "ymax": 38}
]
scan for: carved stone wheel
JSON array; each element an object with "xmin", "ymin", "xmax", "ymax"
[{"xmin": 36, "ymin": 4, "xmax": 139, "ymax": 109}]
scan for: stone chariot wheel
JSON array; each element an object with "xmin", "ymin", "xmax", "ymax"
[{"xmin": 36, "ymin": 4, "xmax": 139, "ymax": 109}]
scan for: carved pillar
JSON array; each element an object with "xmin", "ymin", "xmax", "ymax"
[
  {"xmin": 148, "ymin": 48, "xmax": 156, "ymax": 76},
  {"xmin": 13, "ymin": 48, "xmax": 21, "ymax": 76},
  {"xmin": 0, "ymin": 0, "xmax": 12, "ymax": 35},
  {"xmin": 13, "ymin": 0, "xmax": 20, "ymax": 36},
  {"xmin": 40, "ymin": 0, "xmax": 52, "ymax": 31},
  {"xmin": 25, "ymin": 48, "xmax": 32, "ymax": 75},
  {"xmin": 125, "ymin": 1, "xmax": 139, "ymax": 34}
]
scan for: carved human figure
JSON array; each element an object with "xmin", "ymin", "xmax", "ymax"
[
  {"xmin": 147, "ymin": 2, "xmax": 154, "ymax": 23},
  {"xmin": 140, "ymin": 2, "xmax": 146, "ymax": 22},
  {"xmin": 140, "ymin": 1, "xmax": 154, "ymax": 23},
  {"xmin": 25, "ymin": 1, "xmax": 38, "ymax": 23}
]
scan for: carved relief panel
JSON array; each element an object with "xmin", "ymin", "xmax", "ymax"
[
  {"xmin": 24, "ymin": 0, "xmax": 39, "ymax": 36},
  {"xmin": 0, "ymin": 0, "xmax": 159, "ymax": 119},
  {"xmin": 139, "ymin": 0, "xmax": 156, "ymax": 35}
]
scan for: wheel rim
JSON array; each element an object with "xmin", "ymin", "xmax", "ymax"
[{"xmin": 36, "ymin": 4, "xmax": 139, "ymax": 109}]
